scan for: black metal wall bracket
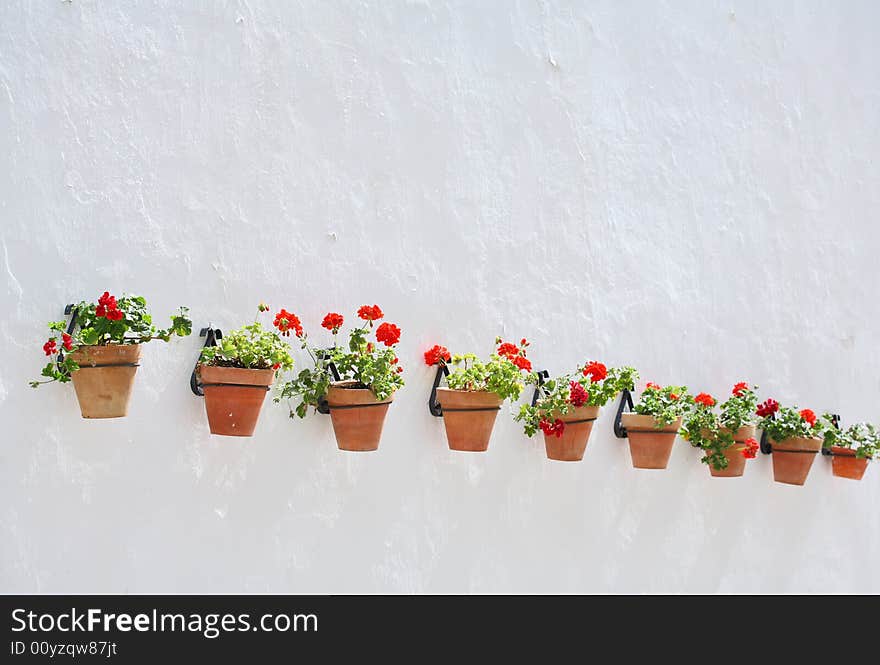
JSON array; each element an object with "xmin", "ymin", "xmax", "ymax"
[
  {"xmin": 190, "ymin": 327, "xmax": 223, "ymax": 397},
  {"xmin": 428, "ymin": 364, "xmax": 450, "ymax": 417},
  {"xmin": 58, "ymin": 304, "xmax": 78, "ymax": 363},
  {"xmin": 529, "ymin": 370, "xmax": 551, "ymax": 407},
  {"xmin": 613, "ymin": 388, "xmax": 634, "ymax": 439},
  {"xmin": 759, "ymin": 412, "xmax": 839, "ymax": 455},
  {"xmin": 315, "ymin": 350, "xmax": 341, "ymax": 415}
]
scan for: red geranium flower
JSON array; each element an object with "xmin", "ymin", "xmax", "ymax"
[
  {"xmin": 106, "ymin": 308, "xmax": 123, "ymax": 321},
  {"xmin": 396, "ymin": 366, "xmax": 404, "ymax": 374},
  {"xmin": 513, "ymin": 355, "xmax": 532, "ymax": 372},
  {"xmin": 98, "ymin": 291, "xmax": 117, "ymax": 309},
  {"xmin": 273, "ymin": 309, "xmax": 303, "ymax": 337},
  {"xmin": 732, "ymin": 382, "xmax": 749, "ymax": 397},
  {"xmin": 61, "ymin": 332, "xmax": 74, "ymax": 351},
  {"xmin": 582, "ymin": 361, "xmax": 607, "ymax": 383},
  {"xmin": 669, "ymin": 393, "xmax": 679, "ymax": 401},
  {"xmin": 539, "ymin": 418, "xmax": 565, "ymax": 438},
  {"xmin": 43, "ymin": 339, "xmax": 57, "ymax": 356},
  {"xmin": 645, "ymin": 382, "xmax": 662, "ymax": 391},
  {"xmin": 424, "ymin": 344, "xmax": 451, "ymax": 367},
  {"xmin": 742, "ymin": 438, "xmax": 759, "ymax": 459},
  {"xmin": 496, "ymin": 342, "xmax": 519, "ymax": 359},
  {"xmin": 799, "ymin": 409, "xmax": 817, "ymax": 427},
  {"xmin": 694, "ymin": 392, "xmax": 716, "ymax": 407},
  {"xmin": 357, "ymin": 304, "xmax": 384, "ymax": 322},
  {"xmin": 321, "ymin": 312, "xmax": 344, "ymax": 332},
  {"xmin": 375, "ymin": 322, "xmax": 401, "ymax": 347},
  {"xmin": 756, "ymin": 398, "xmax": 779, "ymax": 418},
  {"xmin": 569, "ymin": 381, "xmax": 589, "ymax": 407},
  {"xmin": 272, "ymin": 363, "xmax": 281, "ymax": 370}
]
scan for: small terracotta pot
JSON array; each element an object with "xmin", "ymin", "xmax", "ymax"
[
  {"xmin": 830, "ymin": 446, "xmax": 870, "ymax": 481},
  {"xmin": 621, "ymin": 413, "xmax": 682, "ymax": 469},
  {"xmin": 543, "ymin": 405, "xmax": 600, "ymax": 461},
  {"xmin": 700, "ymin": 425, "xmax": 757, "ymax": 478},
  {"xmin": 327, "ymin": 381, "xmax": 392, "ymax": 452},
  {"xmin": 770, "ymin": 436, "xmax": 823, "ymax": 485},
  {"xmin": 70, "ymin": 344, "xmax": 142, "ymax": 418},
  {"xmin": 199, "ymin": 365, "xmax": 275, "ymax": 437},
  {"xmin": 435, "ymin": 388, "xmax": 503, "ymax": 452}
]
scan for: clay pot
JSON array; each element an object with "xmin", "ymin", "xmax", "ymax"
[
  {"xmin": 435, "ymin": 388, "xmax": 503, "ymax": 452},
  {"xmin": 543, "ymin": 405, "xmax": 600, "ymax": 461},
  {"xmin": 198, "ymin": 365, "xmax": 275, "ymax": 437},
  {"xmin": 70, "ymin": 344, "xmax": 142, "ymax": 418},
  {"xmin": 701, "ymin": 425, "xmax": 757, "ymax": 478},
  {"xmin": 769, "ymin": 436, "xmax": 823, "ymax": 485},
  {"xmin": 621, "ymin": 413, "xmax": 682, "ymax": 469},
  {"xmin": 830, "ymin": 446, "xmax": 870, "ymax": 481},
  {"xmin": 327, "ymin": 381, "xmax": 393, "ymax": 452}
]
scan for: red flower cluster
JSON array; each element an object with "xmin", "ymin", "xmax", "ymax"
[
  {"xmin": 95, "ymin": 291, "xmax": 123, "ymax": 321},
  {"xmin": 273, "ymin": 309, "xmax": 303, "ymax": 337},
  {"xmin": 375, "ymin": 322, "xmax": 401, "ymax": 347},
  {"xmin": 742, "ymin": 438, "xmax": 759, "ymax": 459},
  {"xmin": 321, "ymin": 312, "xmax": 344, "ymax": 332},
  {"xmin": 539, "ymin": 418, "xmax": 565, "ymax": 438},
  {"xmin": 582, "ymin": 361, "xmax": 607, "ymax": 383},
  {"xmin": 357, "ymin": 304, "xmax": 383, "ymax": 322},
  {"xmin": 799, "ymin": 409, "xmax": 817, "ymax": 427},
  {"xmin": 732, "ymin": 382, "xmax": 749, "ymax": 397},
  {"xmin": 569, "ymin": 381, "xmax": 589, "ymax": 407},
  {"xmin": 497, "ymin": 339, "xmax": 531, "ymax": 372},
  {"xmin": 756, "ymin": 398, "xmax": 779, "ymax": 418},
  {"xmin": 61, "ymin": 332, "xmax": 73, "ymax": 351},
  {"xmin": 43, "ymin": 339, "xmax": 57, "ymax": 356},
  {"xmin": 645, "ymin": 382, "xmax": 662, "ymax": 391},
  {"xmin": 669, "ymin": 392, "xmax": 679, "ymax": 401},
  {"xmin": 694, "ymin": 392, "xmax": 716, "ymax": 407},
  {"xmin": 424, "ymin": 344, "xmax": 451, "ymax": 366}
]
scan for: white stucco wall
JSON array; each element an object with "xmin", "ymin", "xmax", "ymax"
[{"xmin": 2, "ymin": 1, "xmax": 878, "ymax": 594}]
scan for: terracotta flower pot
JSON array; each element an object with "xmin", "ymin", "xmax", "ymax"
[
  {"xmin": 830, "ymin": 446, "xmax": 870, "ymax": 481},
  {"xmin": 70, "ymin": 344, "xmax": 142, "ymax": 418},
  {"xmin": 199, "ymin": 365, "xmax": 275, "ymax": 437},
  {"xmin": 701, "ymin": 425, "xmax": 756, "ymax": 478},
  {"xmin": 769, "ymin": 436, "xmax": 823, "ymax": 485},
  {"xmin": 435, "ymin": 388, "xmax": 503, "ymax": 452},
  {"xmin": 543, "ymin": 405, "xmax": 600, "ymax": 461},
  {"xmin": 621, "ymin": 413, "xmax": 682, "ymax": 469},
  {"xmin": 327, "ymin": 381, "xmax": 392, "ymax": 451}
]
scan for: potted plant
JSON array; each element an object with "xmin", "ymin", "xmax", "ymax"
[
  {"xmin": 196, "ymin": 304, "xmax": 294, "ymax": 437},
  {"xmin": 621, "ymin": 383, "xmax": 692, "ymax": 469},
  {"xmin": 516, "ymin": 361, "xmax": 638, "ymax": 461},
  {"xmin": 277, "ymin": 305, "xmax": 404, "ymax": 451},
  {"xmin": 820, "ymin": 415, "xmax": 877, "ymax": 481},
  {"xmin": 757, "ymin": 399, "xmax": 826, "ymax": 485},
  {"xmin": 424, "ymin": 339, "xmax": 531, "ymax": 452},
  {"xmin": 32, "ymin": 292, "xmax": 191, "ymax": 418},
  {"xmin": 680, "ymin": 382, "xmax": 760, "ymax": 477}
]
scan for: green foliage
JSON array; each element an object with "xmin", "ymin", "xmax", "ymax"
[
  {"xmin": 515, "ymin": 363, "xmax": 638, "ymax": 438},
  {"xmin": 443, "ymin": 339, "xmax": 530, "ymax": 403},
  {"xmin": 759, "ymin": 405, "xmax": 825, "ymax": 442},
  {"xmin": 200, "ymin": 321, "xmax": 294, "ymax": 371},
  {"xmin": 31, "ymin": 293, "xmax": 191, "ymax": 388},
  {"xmin": 681, "ymin": 384, "xmax": 759, "ymax": 470},
  {"xmin": 276, "ymin": 308, "xmax": 404, "ymax": 417},
  {"xmin": 632, "ymin": 383, "xmax": 692, "ymax": 426},
  {"xmin": 821, "ymin": 416, "xmax": 879, "ymax": 459}
]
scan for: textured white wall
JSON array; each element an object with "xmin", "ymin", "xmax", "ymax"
[{"xmin": 2, "ymin": 1, "xmax": 879, "ymax": 594}]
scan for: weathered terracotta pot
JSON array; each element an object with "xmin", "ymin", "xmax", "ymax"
[
  {"xmin": 327, "ymin": 381, "xmax": 392, "ymax": 451},
  {"xmin": 701, "ymin": 425, "xmax": 756, "ymax": 478},
  {"xmin": 830, "ymin": 446, "xmax": 870, "ymax": 481},
  {"xmin": 770, "ymin": 436, "xmax": 823, "ymax": 485},
  {"xmin": 199, "ymin": 365, "xmax": 275, "ymax": 437},
  {"xmin": 621, "ymin": 413, "xmax": 682, "ymax": 469},
  {"xmin": 435, "ymin": 388, "xmax": 503, "ymax": 452},
  {"xmin": 543, "ymin": 405, "xmax": 600, "ymax": 461},
  {"xmin": 70, "ymin": 344, "xmax": 142, "ymax": 418}
]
